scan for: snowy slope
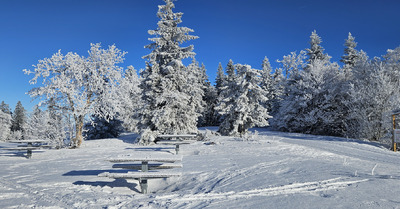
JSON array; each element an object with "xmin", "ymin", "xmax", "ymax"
[{"xmin": 1, "ymin": 128, "xmax": 400, "ymax": 208}]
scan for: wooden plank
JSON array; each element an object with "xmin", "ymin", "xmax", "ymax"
[
  {"xmin": 8, "ymin": 140, "xmax": 50, "ymax": 143},
  {"xmin": 156, "ymin": 140, "xmax": 194, "ymax": 145},
  {"xmin": 0, "ymin": 147, "xmax": 41, "ymax": 151},
  {"xmin": 17, "ymin": 145, "xmax": 52, "ymax": 148},
  {"xmin": 107, "ymin": 156, "xmax": 182, "ymax": 163},
  {"xmin": 98, "ymin": 172, "xmax": 181, "ymax": 179},
  {"xmin": 157, "ymin": 134, "xmax": 197, "ymax": 138},
  {"xmin": 112, "ymin": 163, "xmax": 183, "ymax": 170}
]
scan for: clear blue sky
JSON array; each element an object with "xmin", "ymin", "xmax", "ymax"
[{"xmin": 1, "ymin": 0, "xmax": 400, "ymax": 112}]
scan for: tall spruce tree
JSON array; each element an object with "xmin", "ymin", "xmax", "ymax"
[
  {"xmin": 0, "ymin": 108, "xmax": 11, "ymax": 141},
  {"xmin": 118, "ymin": 66, "xmax": 142, "ymax": 132},
  {"xmin": 0, "ymin": 101, "xmax": 12, "ymax": 115},
  {"xmin": 11, "ymin": 101, "xmax": 26, "ymax": 134},
  {"xmin": 341, "ymin": 32, "xmax": 359, "ymax": 68},
  {"xmin": 139, "ymin": 0, "xmax": 199, "ymax": 143},
  {"xmin": 215, "ymin": 63, "xmax": 225, "ymax": 94},
  {"xmin": 261, "ymin": 57, "xmax": 274, "ymax": 112},
  {"xmin": 306, "ymin": 30, "xmax": 330, "ymax": 68},
  {"xmin": 217, "ymin": 64, "xmax": 271, "ymax": 136}
]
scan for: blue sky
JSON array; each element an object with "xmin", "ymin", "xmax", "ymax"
[{"xmin": 1, "ymin": 0, "xmax": 400, "ymax": 112}]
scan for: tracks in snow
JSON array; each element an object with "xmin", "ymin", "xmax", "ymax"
[
  {"xmin": 0, "ymin": 178, "xmax": 69, "ymax": 208},
  {"xmin": 277, "ymin": 135, "xmax": 400, "ymax": 166},
  {"xmin": 155, "ymin": 177, "xmax": 368, "ymax": 202}
]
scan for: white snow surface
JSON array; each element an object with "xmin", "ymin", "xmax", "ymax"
[{"xmin": 1, "ymin": 127, "xmax": 400, "ymax": 208}]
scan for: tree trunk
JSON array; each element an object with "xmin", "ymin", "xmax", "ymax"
[{"xmin": 72, "ymin": 115, "xmax": 84, "ymax": 148}]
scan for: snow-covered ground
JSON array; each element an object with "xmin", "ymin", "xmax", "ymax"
[{"xmin": 1, "ymin": 128, "xmax": 400, "ymax": 208}]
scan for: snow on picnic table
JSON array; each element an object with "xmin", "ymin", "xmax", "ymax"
[{"xmin": 1, "ymin": 128, "xmax": 400, "ymax": 208}]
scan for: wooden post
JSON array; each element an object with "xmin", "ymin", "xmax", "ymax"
[
  {"xmin": 140, "ymin": 178, "xmax": 148, "ymax": 194},
  {"xmin": 140, "ymin": 161, "xmax": 148, "ymax": 194},
  {"xmin": 27, "ymin": 142, "xmax": 32, "ymax": 159},
  {"xmin": 176, "ymin": 137, "xmax": 182, "ymax": 155},
  {"xmin": 393, "ymin": 114, "xmax": 397, "ymax": 152},
  {"xmin": 141, "ymin": 161, "xmax": 148, "ymax": 172}
]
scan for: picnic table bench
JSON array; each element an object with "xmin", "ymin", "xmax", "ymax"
[
  {"xmin": 0, "ymin": 140, "xmax": 51, "ymax": 158},
  {"xmin": 99, "ymin": 156, "xmax": 183, "ymax": 194},
  {"xmin": 156, "ymin": 134, "xmax": 197, "ymax": 154}
]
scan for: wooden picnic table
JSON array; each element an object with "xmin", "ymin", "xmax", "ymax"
[
  {"xmin": 100, "ymin": 155, "xmax": 183, "ymax": 194},
  {"xmin": 156, "ymin": 134, "xmax": 197, "ymax": 154},
  {"xmin": 2, "ymin": 140, "xmax": 50, "ymax": 158}
]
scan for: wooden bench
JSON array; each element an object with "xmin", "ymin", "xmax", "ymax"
[
  {"xmin": 156, "ymin": 134, "xmax": 197, "ymax": 154},
  {"xmin": 99, "ymin": 172, "xmax": 181, "ymax": 194},
  {"xmin": 112, "ymin": 163, "xmax": 183, "ymax": 170},
  {"xmin": 1, "ymin": 140, "xmax": 51, "ymax": 158},
  {"xmin": 99, "ymin": 156, "xmax": 183, "ymax": 194}
]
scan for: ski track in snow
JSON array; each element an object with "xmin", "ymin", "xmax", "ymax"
[
  {"xmin": 197, "ymin": 159, "xmax": 291, "ymax": 193},
  {"xmin": 154, "ymin": 177, "xmax": 368, "ymax": 202},
  {"xmin": 276, "ymin": 135, "xmax": 400, "ymax": 166}
]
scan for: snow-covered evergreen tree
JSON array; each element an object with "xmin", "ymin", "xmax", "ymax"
[
  {"xmin": 306, "ymin": 30, "xmax": 331, "ymax": 68},
  {"xmin": 215, "ymin": 63, "xmax": 225, "ymax": 94},
  {"xmin": 217, "ymin": 64, "xmax": 271, "ymax": 136},
  {"xmin": 341, "ymin": 33, "xmax": 359, "ymax": 68},
  {"xmin": 0, "ymin": 110, "xmax": 11, "ymax": 141},
  {"xmin": 24, "ymin": 43, "xmax": 126, "ymax": 147},
  {"xmin": 260, "ymin": 57, "xmax": 274, "ymax": 112},
  {"xmin": 277, "ymin": 50, "xmax": 307, "ymax": 78},
  {"xmin": 348, "ymin": 48, "xmax": 400, "ymax": 142},
  {"xmin": 272, "ymin": 51, "xmax": 307, "ymax": 130},
  {"xmin": 24, "ymin": 106, "xmax": 46, "ymax": 141},
  {"xmin": 269, "ymin": 68, "xmax": 285, "ymax": 117},
  {"xmin": 23, "ymin": 104, "xmax": 66, "ymax": 146},
  {"xmin": 46, "ymin": 98, "xmax": 68, "ymax": 147},
  {"xmin": 0, "ymin": 101, "xmax": 12, "ymax": 115},
  {"xmin": 186, "ymin": 60, "xmax": 209, "ymax": 127},
  {"xmin": 84, "ymin": 114, "xmax": 124, "ymax": 140},
  {"xmin": 0, "ymin": 101, "xmax": 12, "ymax": 141},
  {"xmin": 139, "ymin": 0, "xmax": 200, "ymax": 143},
  {"xmin": 11, "ymin": 101, "xmax": 26, "ymax": 136},
  {"xmin": 274, "ymin": 59, "xmax": 343, "ymax": 134},
  {"xmin": 271, "ymin": 31, "xmax": 356, "ymax": 135},
  {"xmin": 118, "ymin": 66, "xmax": 142, "ymax": 132}
]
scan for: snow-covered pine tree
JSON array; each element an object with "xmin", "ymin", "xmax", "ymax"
[
  {"xmin": 24, "ymin": 105, "xmax": 46, "ymax": 141},
  {"xmin": 46, "ymin": 98, "xmax": 67, "ymax": 147},
  {"xmin": 202, "ymin": 82, "xmax": 219, "ymax": 126},
  {"xmin": 306, "ymin": 30, "xmax": 331, "ymax": 68},
  {"xmin": 348, "ymin": 47, "xmax": 400, "ymax": 142},
  {"xmin": 0, "ymin": 101, "xmax": 12, "ymax": 115},
  {"xmin": 269, "ymin": 67, "xmax": 285, "ymax": 117},
  {"xmin": 341, "ymin": 32, "xmax": 362, "ymax": 77},
  {"xmin": 272, "ymin": 51, "xmax": 307, "ymax": 131},
  {"xmin": 118, "ymin": 66, "xmax": 142, "ymax": 132},
  {"xmin": 217, "ymin": 64, "xmax": 271, "ymax": 136},
  {"xmin": 277, "ymin": 51, "xmax": 307, "ymax": 78},
  {"xmin": 198, "ymin": 63, "xmax": 219, "ymax": 126},
  {"xmin": 0, "ymin": 101, "xmax": 12, "ymax": 141},
  {"xmin": 341, "ymin": 33, "xmax": 359, "ymax": 68},
  {"xmin": 0, "ymin": 109, "xmax": 11, "ymax": 141},
  {"xmin": 260, "ymin": 57, "xmax": 274, "ymax": 112},
  {"xmin": 11, "ymin": 101, "xmax": 26, "ymax": 136},
  {"xmin": 215, "ymin": 63, "xmax": 225, "ymax": 94},
  {"xmin": 215, "ymin": 60, "xmax": 237, "ymax": 131},
  {"xmin": 301, "ymin": 60, "xmax": 350, "ymax": 136},
  {"xmin": 84, "ymin": 114, "xmax": 124, "ymax": 140},
  {"xmin": 186, "ymin": 59, "xmax": 211, "ymax": 127},
  {"xmin": 24, "ymin": 43, "xmax": 126, "ymax": 147},
  {"xmin": 139, "ymin": 0, "xmax": 200, "ymax": 143}
]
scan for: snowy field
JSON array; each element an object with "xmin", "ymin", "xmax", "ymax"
[{"xmin": 1, "ymin": 128, "xmax": 400, "ymax": 208}]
